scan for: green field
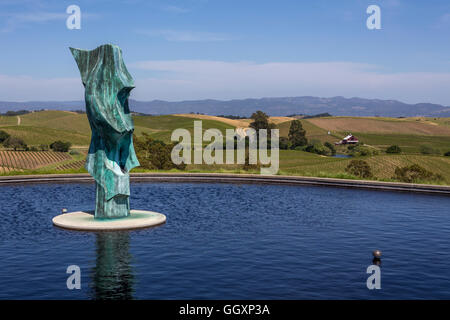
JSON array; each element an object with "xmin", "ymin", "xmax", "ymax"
[
  {"xmin": 134, "ymin": 114, "xmax": 234, "ymax": 143},
  {"xmin": 275, "ymin": 119, "xmax": 341, "ymax": 144},
  {"xmin": 275, "ymin": 117, "xmax": 450, "ymax": 155},
  {"xmin": 0, "ymin": 111, "xmax": 234, "ymax": 147},
  {"xmin": 278, "ymin": 151, "xmax": 450, "ymax": 181},
  {"xmin": 1, "ymin": 111, "xmax": 450, "ymax": 185},
  {"xmin": 338, "ymin": 132, "xmax": 450, "ymax": 154}
]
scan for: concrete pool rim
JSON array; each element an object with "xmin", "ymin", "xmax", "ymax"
[
  {"xmin": 0, "ymin": 172, "xmax": 449, "ymax": 195},
  {"xmin": 52, "ymin": 210, "xmax": 166, "ymax": 231}
]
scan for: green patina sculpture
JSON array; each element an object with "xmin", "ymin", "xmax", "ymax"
[{"xmin": 70, "ymin": 44, "xmax": 140, "ymax": 219}]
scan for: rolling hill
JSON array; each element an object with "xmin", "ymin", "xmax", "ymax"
[
  {"xmin": 1, "ymin": 110, "xmax": 450, "ymax": 184},
  {"xmin": 296, "ymin": 117, "xmax": 450, "ymax": 154},
  {"xmin": 2, "ymin": 96, "xmax": 450, "ymax": 117},
  {"xmin": 0, "ymin": 111, "xmax": 236, "ymax": 146},
  {"xmin": 1, "ymin": 111, "xmax": 450, "ymax": 153}
]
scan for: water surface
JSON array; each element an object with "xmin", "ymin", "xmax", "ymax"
[
  {"xmin": 332, "ymin": 154, "xmax": 352, "ymax": 158},
  {"xmin": 0, "ymin": 182, "xmax": 449, "ymax": 299}
]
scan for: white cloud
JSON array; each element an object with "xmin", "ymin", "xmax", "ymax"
[
  {"xmin": 381, "ymin": 0, "xmax": 401, "ymax": 8},
  {"xmin": 162, "ymin": 5, "xmax": 190, "ymax": 13},
  {"xmin": 435, "ymin": 13, "xmax": 450, "ymax": 28},
  {"xmin": 0, "ymin": 11, "xmax": 99, "ymax": 32},
  {"xmin": 0, "ymin": 74, "xmax": 83, "ymax": 101},
  {"xmin": 129, "ymin": 60, "xmax": 450, "ymax": 105},
  {"xmin": 0, "ymin": 11, "xmax": 66, "ymax": 32},
  {"xmin": 8, "ymin": 12, "xmax": 66, "ymax": 23},
  {"xmin": 2, "ymin": 60, "xmax": 450, "ymax": 105},
  {"xmin": 135, "ymin": 29, "xmax": 231, "ymax": 42}
]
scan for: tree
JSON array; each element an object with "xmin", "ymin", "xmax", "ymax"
[
  {"xmin": 324, "ymin": 142, "xmax": 336, "ymax": 155},
  {"xmin": 445, "ymin": 151, "xmax": 450, "ymax": 157},
  {"xmin": 249, "ymin": 110, "xmax": 275, "ymax": 148},
  {"xmin": 345, "ymin": 160, "xmax": 372, "ymax": 178},
  {"xmin": 0, "ymin": 130, "xmax": 10, "ymax": 143},
  {"xmin": 288, "ymin": 120, "xmax": 307, "ymax": 148},
  {"xmin": 249, "ymin": 111, "xmax": 275, "ymax": 132},
  {"xmin": 3, "ymin": 136, "xmax": 27, "ymax": 151},
  {"xmin": 386, "ymin": 145, "xmax": 401, "ymax": 154},
  {"xmin": 134, "ymin": 133, "xmax": 186, "ymax": 170},
  {"xmin": 50, "ymin": 140, "xmax": 72, "ymax": 152}
]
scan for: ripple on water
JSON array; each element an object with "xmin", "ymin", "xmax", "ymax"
[{"xmin": 0, "ymin": 181, "xmax": 449, "ymax": 299}]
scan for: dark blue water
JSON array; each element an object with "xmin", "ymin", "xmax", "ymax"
[
  {"xmin": 333, "ymin": 154, "xmax": 352, "ymax": 158},
  {"xmin": 1, "ymin": 182, "xmax": 450, "ymax": 299}
]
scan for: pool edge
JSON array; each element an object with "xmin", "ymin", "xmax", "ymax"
[{"xmin": 0, "ymin": 172, "xmax": 449, "ymax": 195}]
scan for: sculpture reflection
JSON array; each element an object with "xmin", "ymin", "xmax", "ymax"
[{"xmin": 90, "ymin": 232, "xmax": 135, "ymax": 300}]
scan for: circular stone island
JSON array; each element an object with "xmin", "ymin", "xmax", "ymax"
[{"xmin": 52, "ymin": 210, "xmax": 166, "ymax": 231}]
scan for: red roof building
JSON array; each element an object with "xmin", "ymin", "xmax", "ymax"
[{"xmin": 335, "ymin": 134, "xmax": 359, "ymax": 145}]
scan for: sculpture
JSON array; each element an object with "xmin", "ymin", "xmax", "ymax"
[{"xmin": 70, "ymin": 44, "xmax": 139, "ymax": 219}]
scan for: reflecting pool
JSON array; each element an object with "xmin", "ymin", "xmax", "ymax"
[{"xmin": 0, "ymin": 182, "xmax": 449, "ymax": 299}]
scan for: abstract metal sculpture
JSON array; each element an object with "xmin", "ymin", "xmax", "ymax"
[{"xmin": 70, "ymin": 44, "xmax": 139, "ymax": 218}]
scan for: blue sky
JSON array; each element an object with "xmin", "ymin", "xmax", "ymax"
[{"xmin": 1, "ymin": 0, "xmax": 450, "ymax": 105}]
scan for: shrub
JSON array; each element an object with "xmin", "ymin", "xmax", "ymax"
[
  {"xmin": 39, "ymin": 144, "xmax": 49, "ymax": 151},
  {"xmin": 0, "ymin": 130, "xmax": 10, "ymax": 143},
  {"xmin": 242, "ymin": 152, "xmax": 260, "ymax": 171},
  {"xmin": 393, "ymin": 164, "xmax": 443, "ymax": 183},
  {"xmin": 29, "ymin": 146, "xmax": 38, "ymax": 151},
  {"xmin": 3, "ymin": 136, "xmax": 27, "ymax": 151},
  {"xmin": 445, "ymin": 151, "xmax": 450, "ymax": 157},
  {"xmin": 345, "ymin": 160, "xmax": 372, "ymax": 178},
  {"xmin": 419, "ymin": 145, "xmax": 439, "ymax": 155},
  {"xmin": 386, "ymin": 145, "xmax": 401, "ymax": 154},
  {"xmin": 222, "ymin": 136, "xmax": 243, "ymax": 151},
  {"xmin": 69, "ymin": 150, "xmax": 80, "ymax": 155},
  {"xmin": 349, "ymin": 145, "xmax": 379, "ymax": 157},
  {"xmin": 240, "ymin": 136, "xmax": 273, "ymax": 149},
  {"xmin": 279, "ymin": 137, "xmax": 291, "ymax": 150},
  {"xmin": 347, "ymin": 143, "xmax": 360, "ymax": 151},
  {"xmin": 50, "ymin": 140, "xmax": 72, "ymax": 152},
  {"xmin": 304, "ymin": 142, "xmax": 327, "ymax": 155},
  {"xmin": 359, "ymin": 146, "xmax": 376, "ymax": 156}
]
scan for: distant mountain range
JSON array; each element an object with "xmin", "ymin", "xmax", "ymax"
[{"xmin": 1, "ymin": 96, "xmax": 450, "ymax": 117}]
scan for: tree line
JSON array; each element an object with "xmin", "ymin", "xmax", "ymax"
[{"xmin": 0, "ymin": 130, "xmax": 71, "ymax": 152}]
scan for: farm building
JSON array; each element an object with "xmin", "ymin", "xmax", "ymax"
[{"xmin": 335, "ymin": 134, "xmax": 359, "ymax": 145}]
